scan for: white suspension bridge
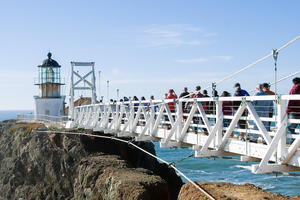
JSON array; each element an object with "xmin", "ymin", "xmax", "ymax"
[
  {"xmin": 22, "ymin": 35, "xmax": 300, "ymax": 176},
  {"xmin": 66, "ymin": 94, "xmax": 300, "ymax": 174}
]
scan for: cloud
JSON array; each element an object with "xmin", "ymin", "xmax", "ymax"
[
  {"xmin": 176, "ymin": 58, "xmax": 209, "ymax": 63},
  {"xmin": 176, "ymin": 56, "xmax": 233, "ymax": 63},
  {"xmin": 143, "ymin": 29, "xmax": 181, "ymax": 38},
  {"xmin": 141, "ymin": 24, "xmax": 216, "ymax": 47}
]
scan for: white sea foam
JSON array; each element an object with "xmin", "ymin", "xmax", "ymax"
[
  {"xmin": 233, "ymin": 165, "xmax": 252, "ymax": 170},
  {"xmin": 189, "ymin": 169, "xmax": 215, "ymax": 174},
  {"xmin": 262, "ymin": 185, "xmax": 275, "ymax": 190}
]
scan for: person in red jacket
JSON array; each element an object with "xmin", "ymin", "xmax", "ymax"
[
  {"xmin": 166, "ymin": 89, "xmax": 178, "ymax": 112},
  {"xmin": 287, "ymin": 77, "xmax": 300, "ymax": 134},
  {"xmin": 221, "ymin": 91, "xmax": 233, "ymax": 127}
]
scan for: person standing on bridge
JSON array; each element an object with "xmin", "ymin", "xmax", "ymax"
[
  {"xmin": 287, "ymin": 77, "xmax": 300, "ymax": 135},
  {"xmin": 141, "ymin": 96, "xmax": 150, "ymax": 109},
  {"xmin": 221, "ymin": 91, "xmax": 233, "ymax": 128},
  {"xmin": 179, "ymin": 87, "xmax": 190, "ymax": 99},
  {"xmin": 123, "ymin": 96, "xmax": 129, "ymax": 102},
  {"xmin": 193, "ymin": 86, "xmax": 203, "ymax": 98},
  {"xmin": 165, "ymin": 89, "xmax": 177, "ymax": 129},
  {"xmin": 262, "ymin": 83, "xmax": 275, "ymax": 95},
  {"xmin": 202, "ymin": 90, "xmax": 211, "ymax": 114},
  {"xmin": 233, "ymin": 83, "xmax": 250, "ymax": 97},
  {"xmin": 252, "ymin": 84, "xmax": 273, "ymax": 142},
  {"xmin": 233, "ymin": 83, "xmax": 250, "ymax": 141},
  {"xmin": 141, "ymin": 96, "xmax": 148, "ymax": 106},
  {"xmin": 193, "ymin": 86, "xmax": 207, "ymax": 134},
  {"xmin": 133, "ymin": 96, "xmax": 139, "ymax": 113},
  {"xmin": 262, "ymin": 83, "xmax": 275, "ymax": 129},
  {"xmin": 150, "ymin": 95, "xmax": 158, "ymax": 117},
  {"xmin": 166, "ymin": 89, "xmax": 177, "ymax": 112},
  {"xmin": 179, "ymin": 87, "xmax": 190, "ymax": 119}
]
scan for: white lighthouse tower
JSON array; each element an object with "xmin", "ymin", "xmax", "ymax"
[{"xmin": 34, "ymin": 52, "xmax": 65, "ymax": 120}]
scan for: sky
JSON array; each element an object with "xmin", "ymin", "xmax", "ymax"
[{"xmin": 0, "ymin": 0, "xmax": 300, "ymax": 110}]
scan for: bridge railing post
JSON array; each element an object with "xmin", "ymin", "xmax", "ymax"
[
  {"xmin": 150, "ymin": 100, "xmax": 155, "ymax": 134},
  {"xmin": 176, "ymin": 100, "xmax": 183, "ymax": 141},
  {"xmin": 114, "ymin": 103, "xmax": 120, "ymax": 130},
  {"xmin": 277, "ymin": 96, "xmax": 287, "ymax": 162},
  {"xmin": 129, "ymin": 100, "xmax": 133, "ymax": 132},
  {"xmin": 215, "ymin": 98, "xmax": 223, "ymax": 148}
]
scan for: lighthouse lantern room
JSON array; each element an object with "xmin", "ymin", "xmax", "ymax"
[{"xmin": 34, "ymin": 52, "xmax": 65, "ymax": 119}]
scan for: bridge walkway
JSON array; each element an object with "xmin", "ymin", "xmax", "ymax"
[{"xmin": 66, "ymin": 94, "xmax": 300, "ymax": 174}]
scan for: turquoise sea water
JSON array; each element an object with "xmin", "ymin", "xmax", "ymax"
[
  {"xmin": 1, "ymin": 110, "xmax": 300, "ymax": 197},
  {"xmin": 154, "ymin": 142, "xmax": 300, "ymax": 197}
]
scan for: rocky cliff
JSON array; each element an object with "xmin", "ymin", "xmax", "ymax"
[{"xmin": 0, "ymin": 121, "xmax": 183, "ymax": 200}]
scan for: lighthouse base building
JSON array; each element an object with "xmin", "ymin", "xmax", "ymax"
[
  {"xmin": 34, "ymin": 52, "xmax": 65, "ymax": 120},
  {"xmin": 34, "ymin": 97, "xmax": 65, "ymax": 118}
]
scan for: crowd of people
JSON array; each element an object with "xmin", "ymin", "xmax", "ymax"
[{"xmin": 118, "ymin": 77, "xmax": 300, "ymax": 140}]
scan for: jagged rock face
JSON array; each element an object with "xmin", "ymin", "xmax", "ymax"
[
  {"xmin": 0, "ymin": 121, "xmax": 87, "ymax": 199},
  {"xmin": 0, "ymin": 121, "xmax": 183, "ymax": 200},
  {"xmin": 74, "ymin": 156, "xmax": 169, "ymax": 200}
]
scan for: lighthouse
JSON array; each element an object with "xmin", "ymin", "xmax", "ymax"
[{"xmin": 34, "ymin": 52, "xmax": 65, "ymax": 119}]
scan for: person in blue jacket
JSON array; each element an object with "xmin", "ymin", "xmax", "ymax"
[
  {"xmin": 252, "ymin": 84, "xmax": 273, "ymax": 141},
  {"xmin": 232, "ymin": 83, "xmax": 249, "ymax": 140},
  {"xmin": 233, "ymin": 83, "xmax": 250, "ymax": 96}
]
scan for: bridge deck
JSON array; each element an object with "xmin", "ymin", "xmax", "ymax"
[{"xmin": 67, "ymin": 94, "xmax": 300, "ymax": 174}]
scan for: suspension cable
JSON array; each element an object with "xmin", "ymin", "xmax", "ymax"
[
  {"xmin": 248, "ymin": 69, "xmax": 300, "ymax": 93},
  {"xmin": 205, "ymin": 35, "xmax": 300, "ymax": 90},
  {"xmin": 34, "ymin": 130, "xmax": 216, "ymax": 200},
  {"xmin": 271, "ymin": 70, "xmax": 300, "ymax": 86},
  {"xmin": 169, "ymin": 153, "xmax": 194, "ymax": 167}
]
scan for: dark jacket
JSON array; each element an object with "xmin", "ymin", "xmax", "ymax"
[{"xmin": 287, "ymin": 84, "xmax": 300, "ymax": 114}]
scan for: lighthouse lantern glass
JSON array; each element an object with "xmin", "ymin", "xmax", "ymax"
[{"xmin": 39, "ymin": 67, "xmax": 61, "ymax": 84}]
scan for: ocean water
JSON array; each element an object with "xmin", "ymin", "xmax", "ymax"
[
  {"xmin": 0, "ymin": 110, "xmax": 33, "ymax": 122},
  {"xmin": 154, "ymin": 142, "xmax": 300, "ymax": 197},
  {"xmin": 1, "ymin": 110, "xmax": 299, "ymax": 197}
]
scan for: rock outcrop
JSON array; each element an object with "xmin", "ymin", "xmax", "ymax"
[
  {"xmin": 178, "ymin": 182, "xmax": 300, "ymax": 200},
  {"xmin": 0, "ymin": 121, "xmax": 183, "ymax": 200}
]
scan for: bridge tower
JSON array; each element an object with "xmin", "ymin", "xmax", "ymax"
[
  {"xmin": 66, "ymin": 61, "xmax": 97, "ymax": 128},
  {"xmin": 34, "ymin": 52, "xmax": 65, "ymax": 119}
]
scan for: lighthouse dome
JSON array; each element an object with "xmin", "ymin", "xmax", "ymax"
[{"xmin": 39, "ymin": 52, "xmax": 61, "ymax": 68}]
